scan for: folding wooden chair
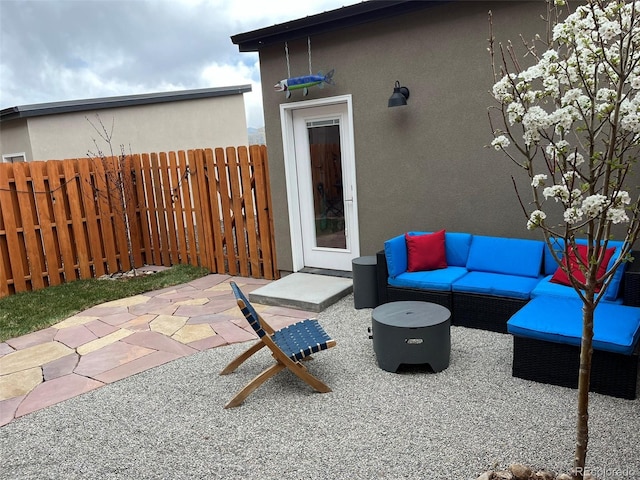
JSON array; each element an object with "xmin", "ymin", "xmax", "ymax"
[{"xmin": 220, "ymin": 281, "xmax": 337, "ymax": 408}]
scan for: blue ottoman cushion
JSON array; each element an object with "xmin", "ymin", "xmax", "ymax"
[{"xmin": 507, "ymin": 296, "xmax": 640, "ymax": 355}]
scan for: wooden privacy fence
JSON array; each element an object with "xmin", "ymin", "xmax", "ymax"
[{"xmin": 0, "ymin": 145, "xmax": 277, "ymax": 297}]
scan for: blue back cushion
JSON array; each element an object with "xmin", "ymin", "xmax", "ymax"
[
  {"xmin": 542, "ymin": 238, "xmax": 627, "ymax": 301},
  {"xmin": 466, "ymin": 236, "xmax": 544, "ymax": 278},
  {"xmin": 444, "ymin": 232, "xmax": 473, "ymax": 267},
  {"xmin": 384, "ymin": 234, "xmax": 408, "ymax": 278}
]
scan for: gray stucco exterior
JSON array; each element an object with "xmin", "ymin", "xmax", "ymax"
[{"xmin": 235, "ymin": 1, "xmax": 636, "ymax": 274}]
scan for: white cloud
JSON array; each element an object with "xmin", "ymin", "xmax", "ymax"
[
  {"xmin": 0, "ymin": 0, "xmax": 363, "ymax": 128},
  {"xmin": 199, "ymin": 57, "xmax": 263, "ymax": 127}
]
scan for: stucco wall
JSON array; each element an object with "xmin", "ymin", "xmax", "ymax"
[
  {"xmin": 0, "ymin": 119, "xmax": 32, "ymax": 160},
  {"xmin": 259, "ymin": 1, "xmax": 626, "ymax": 273},
  {"xmin": 2, "ymin": 94, "xmax": 249, "ymax": 161}
]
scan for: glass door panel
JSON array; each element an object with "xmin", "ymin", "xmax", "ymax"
[{"xmin": 306, "ymin": 119, "xmax": 346, "ymax": 250}]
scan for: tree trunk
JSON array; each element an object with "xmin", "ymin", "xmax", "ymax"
[{"xmin": 573, "ymin": 301, "xmax": 595, "ymax": 480}]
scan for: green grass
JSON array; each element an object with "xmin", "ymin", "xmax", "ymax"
[{"xmin": 0, "ymin": 264, "xmax": 211, "ymax": 343}]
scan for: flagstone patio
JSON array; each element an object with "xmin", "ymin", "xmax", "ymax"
[{"xmin": 0, "ymin": 274, "xmax": 314, "ymax": 427}]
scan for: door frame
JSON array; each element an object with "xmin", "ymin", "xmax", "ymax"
[{"xmin": 280, "ymin": 95, "xmax": 359, "ymax": 272}]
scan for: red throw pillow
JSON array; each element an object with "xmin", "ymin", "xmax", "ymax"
[
  {"xmin": 405, "ymin": 230, "xmax": 448, "ymax": 272},
  {"xmin": 550, "ymin": 244, "xmax": 615, "ymax": 292}
]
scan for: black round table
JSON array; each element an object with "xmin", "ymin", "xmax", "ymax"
[{"xmin": 371, "ymin": 301, "xmax": 451, "ymax": 373}]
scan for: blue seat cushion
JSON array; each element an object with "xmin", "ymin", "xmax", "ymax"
[
  {"xmin": 389, "ymin": 267, "xmax": 468, "ymax": 291},
  {"xmin": 508, "ymin": 297, "xmax": 640, "ymax": 355},
  {"xmin": 452, "ymin": 271, "xmax": 540, "ymax": 300},
  {"xmin": 531, "ymin": 275, "xmax": 623, "ymax": 304},
  {"xmin": 466, "ymin": 236, "xmax": 544, "ymax": 278}
]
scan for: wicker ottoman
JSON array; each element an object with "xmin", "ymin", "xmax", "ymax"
[{"xmin": 371, "ymin": 301, "xmax": 451, "ymax": 373}]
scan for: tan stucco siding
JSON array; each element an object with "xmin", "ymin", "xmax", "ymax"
[
  {"xmin": 0, "ymin": 119, "xmax": 32, "ymax": 161},
  {"xmin": 14, "ymin": 94, "xmax": 248, "ymax": 161}
]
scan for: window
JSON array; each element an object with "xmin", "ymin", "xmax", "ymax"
[{"xmin": 2, "ymin": 153, "xmax": 26, "ymax": 163}]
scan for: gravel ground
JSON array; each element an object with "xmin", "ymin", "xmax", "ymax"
[{"xmin": 1, "ymin": 294, "xmax": 639, "ymax": 480}]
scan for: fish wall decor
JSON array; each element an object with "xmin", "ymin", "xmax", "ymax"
[{"xmin": 274, "ymin": 69, "xmax": 335, "ymax": 98}]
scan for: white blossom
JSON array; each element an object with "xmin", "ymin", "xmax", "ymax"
[
  {"xmin": 543, "ymin": 184, "xmax": 571, "ymax": 203},
  {"xmin": 531, "ymin": 173, "xmax": 548, "ymax": 187},
  {"xmin": 527, "ymin": 210, "xmax": 547, "ymax": 230},
  {"xmin": 607, "ymin": 207, "xmax": 630, "ymax": 223},
  {"xmin": 492, "ymin": 74, "xmax": 516, "ymax": 103},
  {"xmin": 615, "ymin": 190, "xmax": 631, "ymax": 205},
  {"xmin": 581, "ymin": 194, "xmax": 608, "ymax": 218},
  {"xmin": 562, "ymin": 171, "xmax": 579, "ymax": 185},
  {"xmin": 563, "ymin": 207, "xmax": 583, "ymax": 224},
  {"xmin": 491, "ymin": 135, "xmax": 511, "ymax": 150},
  {"xmin": 567, "ymin": 151, "xmax": 585, "ymax": 166}
]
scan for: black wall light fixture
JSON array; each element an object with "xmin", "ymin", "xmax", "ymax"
[{"xmin": 388, "ymin": 80, "xmax": 410, "ymax": 107}]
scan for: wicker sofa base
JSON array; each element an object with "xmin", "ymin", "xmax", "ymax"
[
  {"xmin": 512, "ymin": 336, "xmax": 639, "ymax": 400},
  {"xmin": 452, "ymin": 293, "xmax": 527, "ymax": 334},
  {"xmin": 386, "ymin": 286, "xmax": 452, "ymax": 311}
]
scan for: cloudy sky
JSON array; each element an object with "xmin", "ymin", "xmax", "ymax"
[{"xmin": 0, "ymin": 0, "xmax": 361, "ymax": 128}]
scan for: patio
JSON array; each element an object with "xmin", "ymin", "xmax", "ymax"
[{"xmin": 1, "ymin": 287, "xmax": 639, "ymax": 479}]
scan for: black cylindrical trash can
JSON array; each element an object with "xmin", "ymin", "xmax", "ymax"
[{"xmin": 352, "ymin": 255, "xmax": 378, "ymax": 309}]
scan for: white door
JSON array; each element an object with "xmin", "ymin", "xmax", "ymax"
[{"xmin": 283, "ymin": 98, "xmax": 359, "ymax": 271}]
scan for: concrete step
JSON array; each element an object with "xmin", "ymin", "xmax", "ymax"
[{"xmin": 249, "ymin": 272, "xmax": 353, "ymax": 312}]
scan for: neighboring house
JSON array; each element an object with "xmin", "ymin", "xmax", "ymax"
[
  {"xmin": 231, "ymin": 1, "xmax": 592, "ymax": 275},
  {"xmin": 0, "ymin": 85, "xmax": 252, "ymax": 163}
]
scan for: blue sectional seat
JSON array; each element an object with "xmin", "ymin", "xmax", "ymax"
[
  {"xmin": 451, "ymin": 236, "xmax": 544, "ymax": 299},
  {"xmin": 385, "ymin": 231, "xmax": 472, "ymax": 291},
  {"xmin": 375, "ymin": 229, "xmax": 639, "ymax": 398},
  {"xmin": 532, "ymin": 239, "xmax": 627, "ymax": 303},
  {"xmin": 530, "ymin": 279, "xmax": 624, "ymax": 304},
  {"xmin": 389, "ymin": 267, "xmax": 468, "ymax": 292},
  {"xmin": 451, "ymin": 272, "xmax": 541, "ymax": 300},
  {"xmin": 508, "ymin": 296, "xmax": 640, "ymax": 355}
]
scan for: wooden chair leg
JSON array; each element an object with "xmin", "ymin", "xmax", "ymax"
[
  {"xmin": 224, "ymin": 363, "xmax": 286, "ymax": 409},
  {"xmin": 220, "ymin": 340, "xmax": 265, "ymax": 375},
  {"xmin": 269, "ymin": 347, "xmax": 333, "ymax": 394},
  {"xmin": 288, "ymin": 361, "xmax": 332, "ymax": 393}
]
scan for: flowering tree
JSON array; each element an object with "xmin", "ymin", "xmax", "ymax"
[{"xmin": 488, "ymin": 1, "xmax": 640, "ymax": 478}]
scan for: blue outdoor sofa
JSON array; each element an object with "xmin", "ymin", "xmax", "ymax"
[{"xmin": 375, "ymin": 231, "xmax": 640, "ymax": 399}]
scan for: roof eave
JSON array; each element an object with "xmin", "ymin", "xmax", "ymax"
[
  {"xmin": 0, "ymin": 84, "xmax": 252, "ymax": 122},
  {"xmin": 231, "ymin": 1, "xmax": 445, "ymax": 52}
]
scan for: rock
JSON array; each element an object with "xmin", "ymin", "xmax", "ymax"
[
  {"xmin": 509, "ymin": 464, "xmax": 532, "ymax": 480},
  {"xmin": 493, "ymin": 471, "xmax": 513, "ymax": 480},
  {"xmin": 98, "ymin": 265, "xmax": 164, "ymax": 280},
  {"xmin": 476, "ymin": 472, "xmax": 492, "ymax": 480},
  {"xmin": 556, "ymin": 475, "xmax": 572, "ymax": 480},
  {"xmin": 534, "ymin": 471, "xmax": 556, "ymax": 480}
]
